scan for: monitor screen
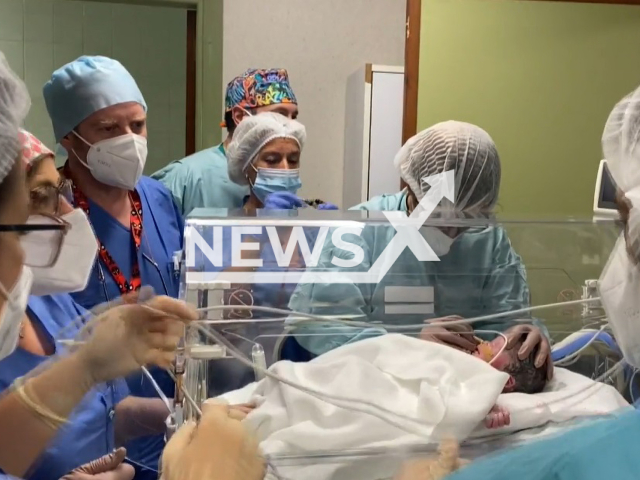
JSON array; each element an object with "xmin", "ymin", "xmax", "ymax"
[{"xmin": 598, "ymin": 162, "xmax": 618, "ymax": 210}]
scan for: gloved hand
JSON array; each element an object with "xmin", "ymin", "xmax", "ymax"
[
  {"xmin": 61, "ymin": 448, "xmax": 134, "ymax": 480},
  {"xmin": 393, "ymin": 439, "xmax": 468, "ymax": 480},
  {"xmin": 161, "ymin": 402, "xmax": 264, "ymax": 480},
  {"xmin": 503, "ymin": 324, "xmax": 553, "ymax": 380},
  {"xmin": 76, "ymin": 293, "xmax": 198, "ymax": 383},
  {"xmin": 316, "ymin": 202, "xmax": 338, "ymax": 210},
  {"xmin": 420, "ymin": 316, "xmax": 479, "ymax": 353},
  {"xmin": 263, "ymin": 191, "xmax": 304, "ymax": 210}
]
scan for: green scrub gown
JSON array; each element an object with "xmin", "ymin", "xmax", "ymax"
[
  {"xmin": 287, "ymin": 190, "xmax": 534, "ymax": 356},
  {"xmin": 152, "ymin": 144, "xmax": 249, "ymax": 215},
  {"xmin": 448, "ymin": 410, "xmax": 639, "ymax": 480}
]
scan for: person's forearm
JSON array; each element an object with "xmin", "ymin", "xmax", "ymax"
[
  {"xmin": 114, "ymin": 397, "xmax": 169, "ymax": 445},
  {"xmin": 0, "ymin": 353, "xmax": 96, "ymax": 477}
]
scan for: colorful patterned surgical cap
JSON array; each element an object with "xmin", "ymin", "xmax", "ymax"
[
  {"xmin": 18, "ymin": 129, "xmax": 54, "ymax": 171},
  {"xmin": 224, "ymin": 68, "xmax": 297, "ymax": 119}
]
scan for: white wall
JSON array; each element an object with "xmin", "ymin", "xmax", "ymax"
[
  {"xmin": 0, "ymin": 0, "xmax": 187, "ymax": 174},
  {"xmin": 223, "ymin": 0, "xmax": 405, "ymax": 205}
]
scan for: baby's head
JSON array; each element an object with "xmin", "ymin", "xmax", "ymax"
[{"xmin": 472, "ymin": 336, "xmax": 547, "ymax": 394}]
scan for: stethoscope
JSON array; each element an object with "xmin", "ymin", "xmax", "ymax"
[{"xmin": 96, "ymin": 251, "xmax": 170, "ymax": 303}]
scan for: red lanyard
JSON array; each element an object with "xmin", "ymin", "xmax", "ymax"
[{"xmin": 63, "ymin": 163, "xmax": 143, "ymax": 295}]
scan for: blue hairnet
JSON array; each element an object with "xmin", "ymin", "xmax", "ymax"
[{"xmin": 43, "ymin": 56, "xmax": 147, "ymax": 143}]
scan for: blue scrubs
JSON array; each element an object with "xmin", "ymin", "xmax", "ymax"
[
  {"xmin": 0, "ymin": 295, "xmax": 129, "ymax": 480},
  {"xmin": 69, "ymin": 176, "xmax": 183, "ymax": 472},
  {"xmin": 448, "ymin": 410, "xmax": 640, "ymax": 480}
]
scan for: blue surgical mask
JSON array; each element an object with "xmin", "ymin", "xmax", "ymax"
[{"xmin": 251, "ymin": 167, "xmax": 302, "ymax": 203}]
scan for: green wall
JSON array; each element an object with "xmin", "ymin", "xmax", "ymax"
[{"xmin": 418, "ymin": 0, "xmax": 640, "ymax": 217}]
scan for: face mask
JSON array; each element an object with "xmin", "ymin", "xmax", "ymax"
[
  {"xmin": 0, "ymin": 267, "xmax": 33, "ymax": 360},
  {"xmin": 420, "ymin": 227, "xmax": 455, "ymax": 257},
  {"xmin": 598, "ymin": 235, "xmax": 640, "ymax": 368},
  {"xmin": 22, "ymin": 210, "xmax": 98, "ymax": 296},
  {"xmin": 73, "ymin": 132, "xmax": 147, "ymax": 190},
  {"xmin": 250, "ymin": 167, "xmax": 302, "ymax": 204}
]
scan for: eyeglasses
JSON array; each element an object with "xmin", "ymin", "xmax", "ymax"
[
  {"xmin": 29, "ymin": 180, "xmax": 73, "ymax": 216},
  {"xmin": 0, "ymin": 214, "xmax": 70, "ymax": 268}
]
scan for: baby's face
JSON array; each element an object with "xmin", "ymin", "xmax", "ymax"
[{"xmin": 471, "ymin": 336, "xmax": 513, "ymax": 371}]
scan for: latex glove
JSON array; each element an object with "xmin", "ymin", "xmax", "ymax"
[
  {"xmin": 316, "ymin": 202, "xmax": 338, "ymax": 210},
  {"xmin": 419, "ymin": 316, "xmax": 479, "ymax": 353},
  {"xmin": 161, "ymin": 402, "xmax": 264, "ymax": 480},
  {"xmin": 263, "ymin": 191, "xmax": 304, "ymax": 210},
  {"xmin": 504, "ymin": 324, "xmax": 553, "ymax": 380},
  {"xmin": 77, "ymin": 293, "xmax": 198, "ymax": 383},
  {"xmin": 485, "ymin": 405, "xmax": 510, "ymax": 429},
  {"xmin": 393, "ymin": 439, "xmax": 469, "ymax": 480},
  {"xmin": 61, "ymin": 448, "xmax": 134, "ymax": 480}
]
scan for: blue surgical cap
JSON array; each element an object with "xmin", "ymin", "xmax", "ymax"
[{"xmin": 43, "ymin": 56, "xmax": 147, "ymax": 143}]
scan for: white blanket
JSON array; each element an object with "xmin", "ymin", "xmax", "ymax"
[{"xmin": 214, "ymin": 335, "xmax": 628, "ymax": 480}]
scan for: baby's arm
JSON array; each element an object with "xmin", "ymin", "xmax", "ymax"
[{"xmin": 485, "ymin": 404, "xmax": 510, "ymax": 429}]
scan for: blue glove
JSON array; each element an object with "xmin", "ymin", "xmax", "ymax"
[
  {"xmin": 317, "ymin": 202, "xmax": 338, "ymax": 210},
  {"xmin": 263, "ymin": 192, "xmax": 305, "ymax": 210}
]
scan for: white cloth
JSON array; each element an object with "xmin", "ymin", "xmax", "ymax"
[
  {"xmin": 215, "ymin": 336, "xmax": 628, "ymax": 480},
  {"xmin": 246, "ymin": 335, "xmax": 508, "ymax": 454}
]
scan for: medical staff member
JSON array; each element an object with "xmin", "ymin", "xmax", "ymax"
[
  {"xmin": 43, "ymin": 56, "xmax": 184, "ymax": 474},
  {"xmin": 0, "ymin": 130, "xmax": 173, "ymax": 480},
  {"xmin": 286, "ymin": 121, "xmax": 551, "ymax": 375},
  {"xmin": 227, "ymin": 112, "xmax": 337, "ymax": 211},
  {"xmin": 0, "ymin": 52, "xmax": 196, "ymax": 479},
  {"xmin": 191, "ymin": 113, "xmax": 318, "ymax": 394},
  {"xmin": 152, "ymin": 68, "xmax": 299, "ymax": 214},
  {"xmin": 441, "ymin": 82, "xmax": 640, "ymax": 480}
]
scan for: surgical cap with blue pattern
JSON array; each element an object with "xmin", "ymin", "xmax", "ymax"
[{"xmin": 43, "ymin": 56, "xmax": 147, "ymax": 143}]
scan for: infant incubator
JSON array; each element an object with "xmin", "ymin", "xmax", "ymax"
[{"xmin": 173, "ymin": 208, "xmax": 629, "ymax": 479}]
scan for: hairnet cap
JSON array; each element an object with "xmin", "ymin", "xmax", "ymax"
[
  {"xmin": 602, "ymin": 86, "xmax": 640, "ymax": 193},
  {"xmin": 0, "ymin": 53, "xmax": 31, "ymax": 185},
  {"xmin": 227, "ymin": 112, "xmax": 306, "ymax": 186},
  {"xmin": 394, "ymin": 120, "xmax": 501, "ymax": 211},
  {"xmin": 43, "ymin": 56, "xmax": 147, "ymax": 143}
]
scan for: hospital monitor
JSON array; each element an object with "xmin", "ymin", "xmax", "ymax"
[{"xmin": 593, "ymin": 159, "xmax": 619, "ymax": 218}]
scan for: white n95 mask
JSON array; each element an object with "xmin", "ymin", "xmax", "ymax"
[
  {"xmin": 73, "ymin": 132, "xmax": 147, "ymax": 190},
  {"xmin": 21, "ymin": 209, "xmax": 98, "ymax": 296},
  {"xmin": 598, "ymin": 235, "xmax": 640, "ymax": 368},
  {"xmin": 0, "ymin": 267, "xmax": 33, "ymax": 361}
]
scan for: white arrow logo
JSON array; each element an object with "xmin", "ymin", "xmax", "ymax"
[{"xmin": 365, "ymin": 170, "xmax": 456, "ymax": 283}]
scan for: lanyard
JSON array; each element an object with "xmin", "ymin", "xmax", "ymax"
[{"xmin": 63, "ymin": 163, "xmax": 144, "ymax": 295}]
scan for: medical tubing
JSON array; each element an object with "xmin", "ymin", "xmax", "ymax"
[
  {"xmin": 193, "ymin": 297, "xmax": 601, "ymax": 332},
  {"xmin": 554, "ymin": 326, "xmax": 608, "ymax": 366},
  {"xmin": 192, "ymin": 319, "xmax": 508, "ymax": 439},
  {"xmin": 166, "ymin": 369, "xmax": 202, "ymax": 417},
  {"xmin": 140, "ymin": 366, "xmax": 173, "ymax": 412}
]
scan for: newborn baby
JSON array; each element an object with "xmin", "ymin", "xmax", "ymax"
[
  {"xmin": 471, "ymin": 335, "xmax": 547, "ymax": 428},
  {"xmin": 230, "ymin": 334, "xmax": 548, "ymax": 431}
]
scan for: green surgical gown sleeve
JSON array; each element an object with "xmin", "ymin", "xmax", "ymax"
[{"xmin": 151, "ymin": 146, "xmax": 248, "ymax": 215}]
